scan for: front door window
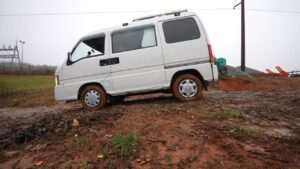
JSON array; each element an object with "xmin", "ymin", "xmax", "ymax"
[{"xmin": 71, "ymin": 36, "xmax": 105, "ymax": 62}]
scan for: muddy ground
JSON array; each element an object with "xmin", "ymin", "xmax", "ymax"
[{"xmin": 0, "ymin": 76, "xmax": 299, "ymax": 169}]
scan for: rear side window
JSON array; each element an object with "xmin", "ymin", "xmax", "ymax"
[
  {"xmin": 112, "ymin": 26, "xmax": 157, "ymax": 53},
  {"xmin": 71, "ymin": 36, "xmax": 105, "ymax": 62},
  {"xmin": 163, "ymin": 17, "xmax": 200, "ymax": 44}
]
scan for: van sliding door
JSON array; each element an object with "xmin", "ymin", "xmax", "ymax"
[{"xmin": 110, "ymin": 24, "xmax": 166, "ymax": 94}]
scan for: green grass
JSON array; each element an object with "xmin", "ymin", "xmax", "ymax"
[
  {"xmin": 0, "ymin": 75, "xmax": 55, "ymax": 107},
  {"xmin": 214, "ymin": 108, "xmax": 245, "ymax": 120},
  {"xmin": 111, "ymin": 132, "xmax": 139, "ymax": 158},
  {"xmin": 102, "ymin": 132, "xmax": 140, "ymax": 160},
  {"xmin": 0, "ymin": 75, "xmax": 54, "ymax": 95}
]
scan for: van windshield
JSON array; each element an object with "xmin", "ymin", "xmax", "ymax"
[{"xmin": 71, "ymin": 36, "xmax": 105, "ymax": 62}]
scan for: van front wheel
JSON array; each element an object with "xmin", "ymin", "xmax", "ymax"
[
  {"xmin": 172, "ymin": 74, "xmax": 203, "ymax": 101},
  {"xmin": 80, "ymin": 85, "xmax": 107, "ymax": 109}
]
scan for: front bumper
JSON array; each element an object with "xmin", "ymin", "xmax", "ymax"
[{"xmin": 54, "ymin": 85, "xmax": 66, "ymax": 101}]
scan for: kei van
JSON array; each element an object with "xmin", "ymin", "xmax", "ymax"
[{"xmin": 54, "ymin": 10, "xmax": 218, "ymax": 109}]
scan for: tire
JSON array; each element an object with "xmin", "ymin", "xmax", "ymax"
[
  {"xmin": 80, "ymin": 85, "xmax": 107, "ymax": 109},
  {"xmin": 172, "ymin": 74, "xmax": 203, "ymax": 102}
]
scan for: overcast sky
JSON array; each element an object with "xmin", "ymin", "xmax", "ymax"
[{"xmin": 0, "ymin": 0, "xmax": 300, "ymax": 72}]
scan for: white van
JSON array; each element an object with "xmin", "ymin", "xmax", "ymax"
[{"xmin": 55, "ymin": 10, "xmax": 218, "ymax": 109}]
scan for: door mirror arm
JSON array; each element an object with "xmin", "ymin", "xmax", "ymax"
[{"xmin": 67, "ymin": 52, "xmax": 72, "ymax": 66}]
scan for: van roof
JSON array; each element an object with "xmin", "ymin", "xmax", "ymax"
[{"xmin": 84, "ymin": 10, "xmax": 197, "ymax": 38}]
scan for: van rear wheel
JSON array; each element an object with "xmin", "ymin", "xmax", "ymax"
[
  {"xmin": 80, "ymin": 85, "xmax": 107, "ymax": 109},
  {"xmin": 172, "ymin": 74, "xmax": 203, "ymax": 101}
]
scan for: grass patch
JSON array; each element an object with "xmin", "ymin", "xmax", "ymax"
[
  {"xmin": 232, "ymin": 127, "xmax": 262, "ymax": 139},
  {"xmin": 74, "ymin": 136, "xmax": 87, "ymax": 148},
  {"xmin": 102, "ymin": 132, "xmax": 140, "ymax": 160},
  {"xmin": 112, "ymin": 132, "xmax": 139, "ymax": 157},
  {"xmin": 82, "ymin": 160, "xmax": 88, "ymax": 169},
  {"xmin": 219, "ymin": 74, "xmax": 232, "ymax": 79},
  {"xmin": 0, "ymin": 152, "xmax": 6, "ymax": 163},
  {"xmin": 214, "ymin": 108, "xmax": 245, "ymax": 120},
  {"xmin": 0, "ymin": 75, "xmax": 55, "ymax": 108},
  {"xmin": 0, "ymin": 75, "xmax": 54, "ymax": 95}
]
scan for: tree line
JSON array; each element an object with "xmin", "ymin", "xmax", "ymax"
[{"xmin": 0, "ymin": 62, "xmax": 56, "ymax": 75}]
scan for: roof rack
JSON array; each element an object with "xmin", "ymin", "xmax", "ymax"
[{"xmin": 132, "ymin": 9, "xmax": 188, "ymax": 22}]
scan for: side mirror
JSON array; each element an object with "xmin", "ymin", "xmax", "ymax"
[
  {"xmin": 68, "ymin": 52, "xmax": 71, "ymax": 59},
  {"xmin": 67, "ymin": 52, "xmax": 72, "ymax": 65}
]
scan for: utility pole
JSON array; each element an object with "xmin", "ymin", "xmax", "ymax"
[
  {"xmin": 234, "ymin": 0, "xmax": 246, "ymax": 72},
  {"xmin": 19, "ymin": 40, "xmax": 25, "ymax": 70}
]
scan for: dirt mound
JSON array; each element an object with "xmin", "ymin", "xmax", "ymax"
[
  {"xmin": 218, "ymin": 78, "xmax": 270, "ymax": 91},
  {"xmin": 219, "ymin": 76, "xmax": 300, "ymax": 92}
]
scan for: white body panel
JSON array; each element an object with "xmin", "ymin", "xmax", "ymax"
[
  {"xmin": 158, "ymin": 15, "xmax": 210, "ymax": 65},
  {"xmin": 55, "ymin": 11, "xmax": 218, "ymax": 102},
  {"xmin": 110, "ymin": 24, "xmax": 166, "ymax": 94}
]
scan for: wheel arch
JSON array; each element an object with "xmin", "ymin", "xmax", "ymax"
[
  {"xmin": 170, "ymin": 69, "xmax": 207, "ymax": 90},
  {"xmin": 77, "ymin": 82, "xmax": 107, "ymax": 100}
]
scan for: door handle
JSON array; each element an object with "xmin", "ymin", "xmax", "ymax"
[
  {"xmin": 110, "ymin": 57, "xmax": 119, "ymax": 65},
  {"xmin": 100, "ymin": 59, "xmax": 109, "ymax": 66},
  {"xmin": 100, "ymin": 57, "xmax": 119, "ymax": 66}
]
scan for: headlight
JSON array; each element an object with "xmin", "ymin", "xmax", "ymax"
[{"xmin": 55, "ymin": 75, "xmax": 59, "ymax": 86}]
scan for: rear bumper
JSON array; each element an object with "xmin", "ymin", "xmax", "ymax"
[{"xmin": 212, "ymin": 64, "xmax": 219, "ymax": 82}]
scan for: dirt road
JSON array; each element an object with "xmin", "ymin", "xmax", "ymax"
[{"xmin": 0, "ymin": 76, "xmax": 299, "ymax": 168}]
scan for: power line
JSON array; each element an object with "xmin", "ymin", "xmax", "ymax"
[
  {"xmin": 0, "ymin": 8, "xmax": 300, "ymax": 17},
  {"xmin": 0, "ymin": 10, "xmax": 160, "ymax": 17},
  {"xmin": 246, "ymin": 8, "xmax": 300, "ymax": 14},
  {"xmin": 0, "ymin": 9, "xmax": 233, "ymax": 17}
]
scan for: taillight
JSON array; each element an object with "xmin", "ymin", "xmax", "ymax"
[{"xmin": 208, "ymin": 44, "xmax": 214, "ymax": 63}]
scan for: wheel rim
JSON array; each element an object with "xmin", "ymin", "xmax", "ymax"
[
  {"xmin": 178, "ymin": 79, "xmax": 198, "ymax": 97},
  {"xmin": 84, "ymin": 90, "xmax": 100, "ymax": 107}
]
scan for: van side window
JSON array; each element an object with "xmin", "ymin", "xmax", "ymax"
[
  {"xmin": 162, "ymin": 18, "xmax": 200, "ymax": 44},
  {"xmin": 112, "ymin": 26, "xmax": 157, "ymax": 53},
  {"xmin": 71, "ymin": 36, "xmax": 105, "ymax": 62}
]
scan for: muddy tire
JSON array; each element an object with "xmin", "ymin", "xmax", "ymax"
[
  {"xmin": 80, "ymin": 85, "xmax": 107, "ymax": 109},
  {"xmin": 172, "ymin": 74, "xmax": 203, "ymax": 102}
]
